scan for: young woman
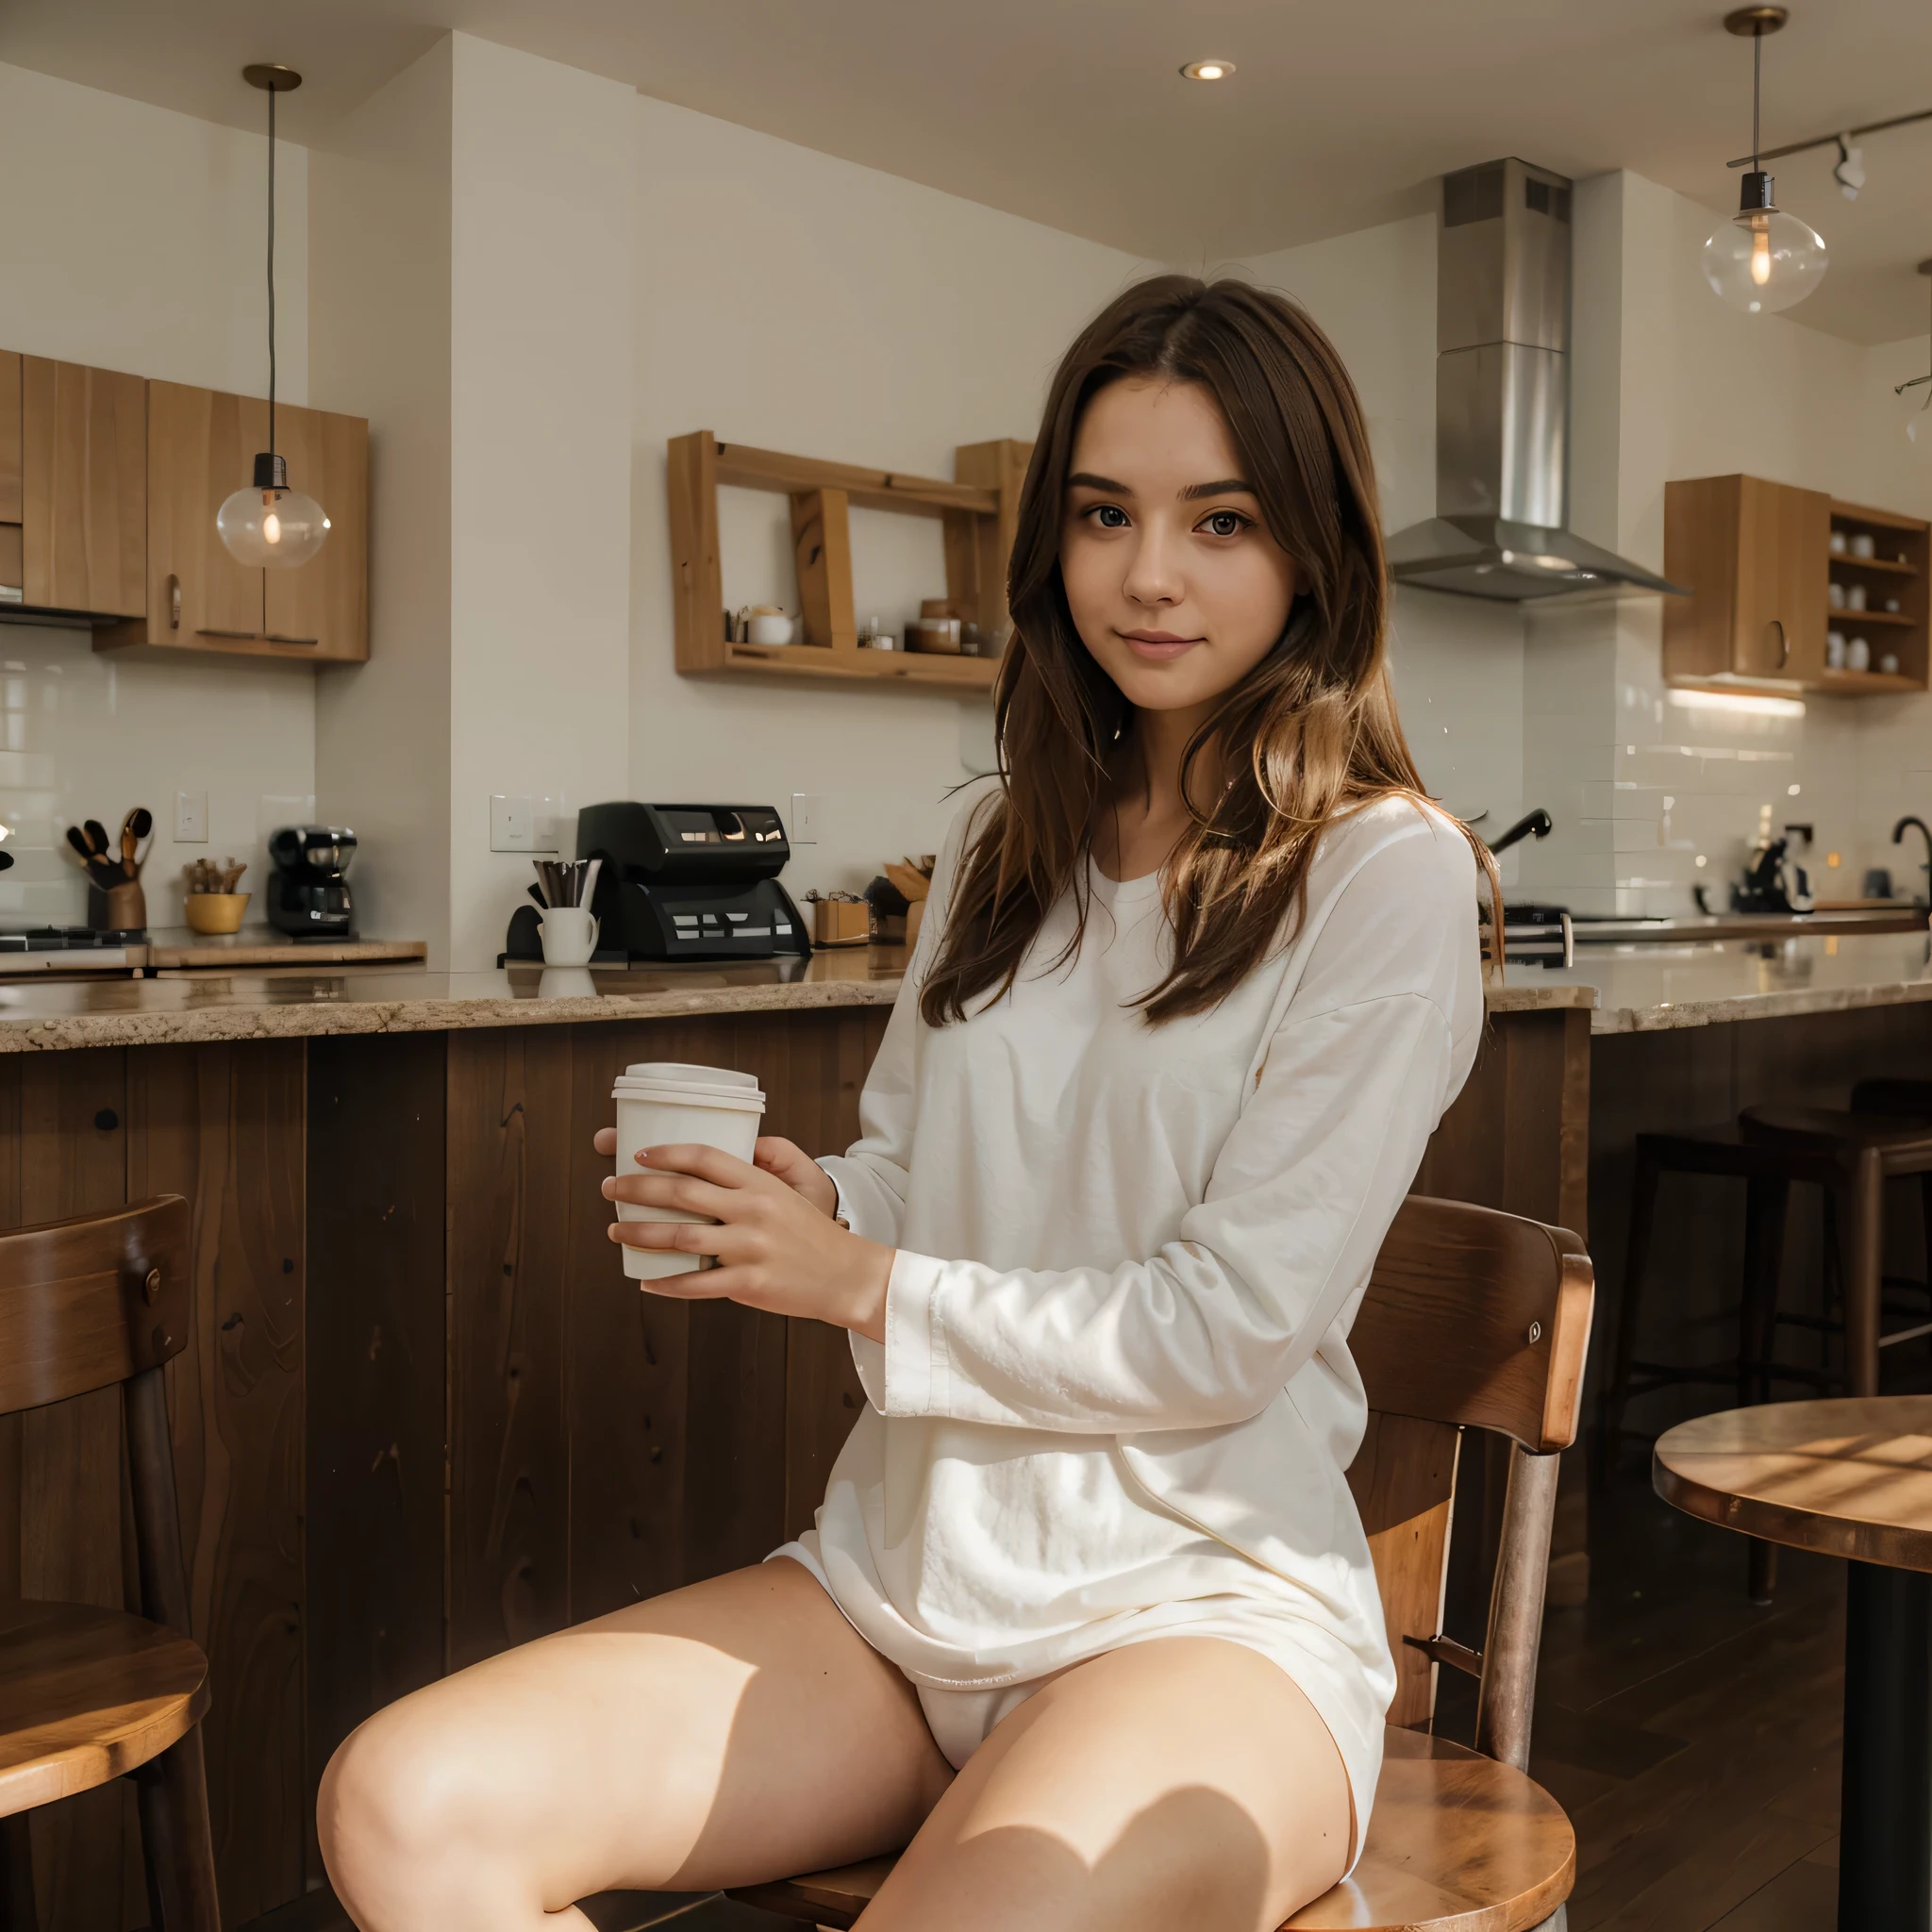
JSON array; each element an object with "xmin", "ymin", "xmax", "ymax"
[{"xmin": 319, "ymin": 276, "xmax": 1491, "ymax": 1932}]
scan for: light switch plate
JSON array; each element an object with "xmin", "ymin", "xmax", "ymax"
[
  {"xmin": 790, "ymin": 792, "xmax": 822, "ymax": 844},
  {"xmin": 174, "ymin": 790, "xmax": 208, "ymax": 843},
  {"xmin": 491, "ymin": 794, "xmax": 535, "ymax": 853}
]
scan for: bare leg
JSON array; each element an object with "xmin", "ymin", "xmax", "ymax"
[
  {"xmin": 861, "ymin": 1637, "xmax": 1353, "ymax": 1932},
  {"xmin": 318, "ymin": 1558, "xmax": 951, "ymax": 1932}
]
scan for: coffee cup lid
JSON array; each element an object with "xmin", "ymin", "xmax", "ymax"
[{"xmin": 622, "ymin": 1062, "xmax": 759, "ymax": 1090}]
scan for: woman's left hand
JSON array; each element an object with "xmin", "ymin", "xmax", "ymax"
[{"xmin": 599, "ymin": 1141, "xmax": 892, "ymax": 1341}]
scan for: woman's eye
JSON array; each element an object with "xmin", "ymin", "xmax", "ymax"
[
  {"xmin": 1201, "ymin": 510, "xmax": 1249, "ymax": 538},
  {"xmin": 1091, "ymin": 505, "xmax": 1130, "ymax": 528}
]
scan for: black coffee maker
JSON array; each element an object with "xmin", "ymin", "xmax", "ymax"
[{"xmin": 267, "ymin": 825, "xmax": 357, "ymax": 938}]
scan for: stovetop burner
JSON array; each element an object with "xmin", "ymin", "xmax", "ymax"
[{"xmin": 0, "ymin": 925, "xmax": 148, "ymax": 952}]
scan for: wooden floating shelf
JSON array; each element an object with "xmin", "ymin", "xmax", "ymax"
[
  {"xmin": 667, "ymin": 429, "xmax": 1032, "ymax": 692},
  {"xmin": 720, "ymin": 642, "xmax": 999, "ymax": 689},
  {"xmin": 1834, "ymin": 608, "xmax": 1915, "ymax": 625},
  {"xmin": 1830, "ymin": 553, "xmax": 1917, "ymax": 575}
]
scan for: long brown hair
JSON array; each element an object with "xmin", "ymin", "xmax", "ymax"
[{"xmin": 921, "ymin": 274, "xmax": 1498, "ymax": 1028}]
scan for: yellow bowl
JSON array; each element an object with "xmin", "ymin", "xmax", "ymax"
[{"xmin": 183, "ymin": 892, "xmax": 249, "ymax": 935}]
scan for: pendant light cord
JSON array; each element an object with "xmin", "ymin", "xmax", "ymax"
[
  {"xmin": 1754, "ymin": 24, "xmax": 1769, "ymax": 170},
  {"xmin": 268, "ymin": 79, "xmax": 279, "ymax": 467}
]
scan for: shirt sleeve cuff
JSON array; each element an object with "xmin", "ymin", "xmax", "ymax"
[{"xmin": 849, "ymin": 1247, "xmax": 946, "ymax": 1416}]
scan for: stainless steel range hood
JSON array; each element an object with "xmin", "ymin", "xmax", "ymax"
[{"xmin": 1387, "ymin": 158, "xmax": 1683, "ymax": 604}]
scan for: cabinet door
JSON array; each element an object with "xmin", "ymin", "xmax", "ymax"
[
  {"xmin": 0, "ymin": 352, "xmax": 19, "ymax": 600},
  {"xmin": 146, "ymin": 380, "xmax": 265, "ymax": 642},
  {"xmin": 22, "ymin": 358, "xmax": 145, "ymax": 617},
  {"xmin": 262, "ymin": 402, "xmax": 368, "ymax": 659},
  {"xmin": 1735, "ymin": 476, "xmax": 1828, "ymax": 681}
]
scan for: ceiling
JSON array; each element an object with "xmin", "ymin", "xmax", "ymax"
[{"xmin": 7, "ymin": 0, "xmax": 1932, "ymax": 345}]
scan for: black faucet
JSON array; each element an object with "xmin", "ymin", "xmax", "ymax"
[
  {"xmin": 1486, "ymin": 808, "xmax": 1554, "ymax": 858},
  {"xmin": 1893, "ymin": 815, "xmax": 1932, "ymax": 907}
]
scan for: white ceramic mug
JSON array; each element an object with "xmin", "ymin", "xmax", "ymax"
[
  {"xmin": 747, "ymin": 612, "xmax": 794, "ymax": 645},
  {"xmin": 1848, "ymin": 636, "xmax": 1872, "ymax": 673},
  {"xmin": 610, "ymin": 1062, "xmax": 766, "ymax": 1279},
  {"xmin": 1847, "ymin": 583, "xmax": 1868, "ymax": 611},
  {"xmin": 537, "ymin": 965, "xmax": 598, "ymax": 999},
  {"xmin": 1881, "ymin": 652, "xmax": 1902, "ymax": 676},
  {"xmin": 1828, "ymin": 581, "xmax": 1845, "ymax": 609},
  {"xmin": 1826, "ymin": 630, "xmax": 1847, "ymax": 669},
  {"xmin": 539, "ymin": 905, "xmax": 599, "ymax": 966},
  {"xmin": 1830, "ymin": 530, "xmax": 1848, "ymax": 555},
  {"xmin": 1852, "ymin": 532, "xmax": 1877, "ymax": 559}
]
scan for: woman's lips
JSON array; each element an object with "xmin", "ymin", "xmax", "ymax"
[{"xmin": 1118, "ymin": 629, "xmax": 1202, "ymax": 661}]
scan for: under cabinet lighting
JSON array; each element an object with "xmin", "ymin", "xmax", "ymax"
[
  {"xmin": 1180, "ymin": 59, "xmax": 1235, "ymax": 80},
  {"xmin": 1668, "ymin": 687, "xmax": 1806, "ymax": 719}
]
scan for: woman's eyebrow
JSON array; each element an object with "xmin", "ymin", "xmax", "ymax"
[
  {"xmin": 1067, "ymin": 471, "xmax": 1132, "ymax": 493},
  {"xmin": 1178, "ymin": 478, "xmax": 1256, "ymax": 501}
]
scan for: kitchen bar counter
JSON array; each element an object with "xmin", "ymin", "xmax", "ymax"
[{"xmin": 11, "ymin": 930, "xmax": 1932, "ymax": 1049}]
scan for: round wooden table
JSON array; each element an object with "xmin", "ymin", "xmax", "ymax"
[{"xmin": 1656, "ymin": 1396, "xmax": 1932, "ymax": 1930}]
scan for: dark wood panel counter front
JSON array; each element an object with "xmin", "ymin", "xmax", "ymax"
[{"xmin": 0, "ymin": 952, "xmax": 1596, "ymax": 1930}]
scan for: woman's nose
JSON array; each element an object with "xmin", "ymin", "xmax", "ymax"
[{"xmin": 1122, "ymin": 525, "xmax": 1185, "ymax": 606}]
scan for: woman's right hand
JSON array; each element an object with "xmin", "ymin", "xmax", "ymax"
[{"xmin": 589, "ymin": 1128, "xmax": 839, "ymax": 1220}]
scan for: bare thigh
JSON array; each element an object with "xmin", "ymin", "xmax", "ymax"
[
  {"xmin": 317, "ymin": 1557, "xmax": 951, "ymax": 1932},
  {"xmin": 862, "ymin": 1638, "xmax": 1353, "ymax": 1932}
]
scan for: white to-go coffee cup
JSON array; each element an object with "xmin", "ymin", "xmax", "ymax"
[{"xmin": 610, "ymin": 1061, "xmax": 766, "ymax": 1280}]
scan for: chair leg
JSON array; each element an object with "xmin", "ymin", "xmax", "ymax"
[
  {"xmin": 0, "ymin": 1815, "xmax": 35, "ymax": 1932},
  {"xmin": 134, "ymin": 1724, "xmax": 221, "ymax": 1932},
  {"xmin": 1739, "ymin": 1174, "xmax": 1790, "ymax": 1407},
  {"xmin": 1748, "ymin": 1536, "xmax": 1779, "ymax": 1607},
  {"xmin": 1598, "ymin": 1141, "xmax": 1663, "ymax": 1481},
  {"xmin": 1843, "ymin": 1151, "xmax": 1887, "ymax": 1400}
]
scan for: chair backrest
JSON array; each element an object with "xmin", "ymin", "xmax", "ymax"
[
  {"xmin": 0, "ymin": 1195, "xmax": 194, "ymax": 1638},
  {"xmin": 1345, "ymin": 1194, "xmax": 1594, "ymax": 1771},
  {"xmin": 0, "ymin": 1195, "xmax": 191, "ymax": 1416}
]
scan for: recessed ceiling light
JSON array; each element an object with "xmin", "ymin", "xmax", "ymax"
[{"xmin": 1180, "ymin": 59, "xmax": 1235, "ymax": 81}]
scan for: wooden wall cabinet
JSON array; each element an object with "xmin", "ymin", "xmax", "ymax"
[
  {"xmin": 1663, "ymin": 475, "xmax": 1830, "ymax": 689},
  {"xmin": 0, "ymin": 352, "xmax": 23, "ymax": 603},
  {"xmin": 99, "ymin": 380, "xmax": 369, "ymax": 662}
]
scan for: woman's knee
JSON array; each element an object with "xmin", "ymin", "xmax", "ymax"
[{"xmin": 318, "ymin": 1691, "xmax": 520, "ymax": 1915}]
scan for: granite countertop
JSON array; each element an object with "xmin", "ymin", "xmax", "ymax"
[
  {"xmin": 3, "ymin": 929, "xmax": 1932, "ymax": 1051},
  {"xmin": 1506, "ymin": 929, "xmax": 1932, "ymax": 1033}
]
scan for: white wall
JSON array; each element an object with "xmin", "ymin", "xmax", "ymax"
[
  {"xmin": 0, "ymin": 61, "xmax": 317, "ymax": 926},
  {"xmin": 447, "ymin": 36, "xmax": 634, "ymax": 968},
  {"xmin": 629, "ymin": 96, "xmax": 1154, "ymax": 895},
  {"xmin": 312, "ymin": 35, "xmax": 634, "ymax": 970},
  {"xmin": 1230, "ymin": 218, "xmax": 1530, "ymax": 878},
  {"xmin": 310, "ymin": 40, "xmax": 455, "ymax": 960}
]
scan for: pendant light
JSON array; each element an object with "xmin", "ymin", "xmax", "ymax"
[
  {"xmin": 1896, "ymin": 260, "xmax": 1932, "ymax": 452},
  {"xmin": 217, "ymin": 64, "xmax": 330, "ymax": 568},
  {"xmin": 1702, "ymin": 8, "xmax": 1828, "ymax": 315}
]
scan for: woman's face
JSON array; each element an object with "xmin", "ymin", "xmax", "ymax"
[{"xmin": 1060, "ymin": 377, "xmax": 1300, "ymax": 719}]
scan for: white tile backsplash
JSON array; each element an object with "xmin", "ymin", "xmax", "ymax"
[{"xmin": 0, "ymin": 623, "xmax": 317, "ymax": 929}]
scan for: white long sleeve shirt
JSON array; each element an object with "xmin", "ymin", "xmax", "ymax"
[{"xmin": 784, "ymin": 787, "xmax": 1483, "ymax": 1834}]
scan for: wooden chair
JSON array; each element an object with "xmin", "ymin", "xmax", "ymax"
[
  {"xmin": 0, "ymin": 1196, "xmax": 218, "ymax": 1932},
  {"xmin": 726, "ymin": 1194, "xmax": 1594, "ymax": 1932}
]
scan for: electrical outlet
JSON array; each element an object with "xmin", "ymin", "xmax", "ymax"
[
  {"xmin": 533, "ymin": 792, "xmax": 566, "ymax": 855},
  {"xmin": 790, "ymin": 792, "xmax": 822, "ymax": 844},
  {"xmin": 175, "ymin": 791, "xmax": 208, "ymax": 843},
  {"xmin": 491, "ymin": 794, "xmax": 535, "ymax": 853}
]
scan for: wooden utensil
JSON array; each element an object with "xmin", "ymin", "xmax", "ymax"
[
  {"xmin": 120, "ymin": 808, "xmax": 153, "ymax": 878},
  {"xmin": 81, "ymin": 820, "xmax": 109, "ymax": 858}
]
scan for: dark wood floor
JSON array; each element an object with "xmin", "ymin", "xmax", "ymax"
[{"xmin": 254, "ymin": 1455, "xmax": 1850, "ymax": 1932}]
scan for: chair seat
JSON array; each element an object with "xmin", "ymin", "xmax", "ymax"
[
  {"xmin": 727, "ymin": 1727, "xmax": 1573, "ymax": 1932},
  {"xmin": 1741, "ymin": 1104, "xmax": 1932, "ymax": 1158},
  {"xmin": 0, "ymin": 1598, "xmax": 209, "ymax": 1818}
]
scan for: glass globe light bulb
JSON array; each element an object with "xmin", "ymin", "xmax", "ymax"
[
  {"xmin": 1900, "ymin": 380, "xmax": 1932, "ymax": 455},
  {"xmin": 1703, "ymin": 173, "xmax": 1826, "ymax": 315},
  {"xmin": 216, "ymin": 454, "xmax": 331, "ymax": 568}
]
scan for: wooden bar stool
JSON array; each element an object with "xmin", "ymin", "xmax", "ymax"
[
  {"xmin": 1739, "ymin": 1104, "xmax": 1932, "ymax": 1398},
  {"xmin": 0, "ymin": 1196, "xmax": 218, "ymax": 1932},
  {"xmin": 716, "ymin": 1196, "xmax": 1594, "ymax": 1932},
  {"xmin": 1597, "ymin": 1123, "xmax": 1841, "ymax": 1473}
]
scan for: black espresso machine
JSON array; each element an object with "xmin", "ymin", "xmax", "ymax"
[
  {"xmin": 267, "ymin": 825, "xmax": 357, "ymax": 938},
  {"xmin": 577, "ymin": 802, "xmax": 810, "ymax": 961}
]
